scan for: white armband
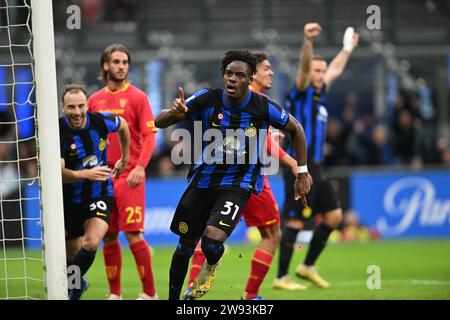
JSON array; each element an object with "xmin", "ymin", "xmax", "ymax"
[{"xmin": 297, "ymin": 165, "xmax": 308, "ymax": 174}]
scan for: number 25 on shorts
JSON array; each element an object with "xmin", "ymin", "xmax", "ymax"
[{"xmin": 126, "ymin": 206, "xmax": 143, "ymax": 224}]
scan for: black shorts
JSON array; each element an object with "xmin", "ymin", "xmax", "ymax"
[
  {"xmin": 171, "ymin": 184, "xmax": 250, "ymax": 240},
  {"xmin": 63, "ymin": 196, "xmax": 113, "ymax": 240},
  {"xmin": 281, "ymin": 163, "xmax": 340, "ymax": 222}
]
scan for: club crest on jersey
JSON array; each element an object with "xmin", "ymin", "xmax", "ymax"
[
  {"xmin": 70, "ymin": 143, "xmax": 76, "ymax": 150},
  {"xmin": 217, "ymin": 113, "xmax": 224, "ymax": 120},
  {"xmin": 99, "ymin": 138, "xmax": 106, "ymax": 151},
  {"xmin": 244, "ymin": 124, "xmax": 257, "ymax": 137},
  {"xmin": 179, "ymin": 222, "xmax": 189, "ymax": 234},
  {"xmin": 119, "ymin": 98, "xmax": 128, "ymax": 109}
]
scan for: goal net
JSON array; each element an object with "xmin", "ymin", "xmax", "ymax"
[{"xmin": 0, "ymin": 0, "xmax": 66, "ymax": 300}]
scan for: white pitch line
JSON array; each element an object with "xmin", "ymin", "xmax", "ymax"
[{"xmin": 333, "ymin": 279, "xmax": 450, "ymax": 286}]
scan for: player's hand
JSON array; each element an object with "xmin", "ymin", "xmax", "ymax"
[
  {"xmin": 170, "ymin": 87, "xmax": 188, "ymax": 114},
  {"xmin": 84, "ymin": 166, "xmax": 111, "ymax": 181},
  {"xmin": 112, "ymin": 158, "xmax": 128, "ymax": 178},
  {"xmin": 127, "ymin": 165, "xmax": 145, "ymax": 189},
  {"xmin": 294, "ymin": 172, "xmax": 313, "ymax": 207},
  {"xmin": 343, "ymin": 27, "xmax": 359, "ymax": 53},
  {"xmin": 271, "ymin": 130, "xmax": 285, "ymax": 144},
  {"xmin": 304, "ymin": 23, "xmax": 322, "ymax": 40}
]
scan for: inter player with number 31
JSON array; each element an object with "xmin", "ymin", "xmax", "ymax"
[{"xmin": 155, "ymin": 50, "xmax": 312, "ymax": 300}]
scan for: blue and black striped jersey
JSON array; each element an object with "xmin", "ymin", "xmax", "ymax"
[
  {"xmin": 59, "ymin": 112, "xmax": 121, "ymax": 205},
  {"xmin": 285, "ymin": 85, "xmax": 328, "ymax": 163},
  {"xmin": 185, "ymin": 88, "xmax": 289, "ymax": 194}
]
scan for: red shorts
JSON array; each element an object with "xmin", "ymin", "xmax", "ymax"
[
  {"xmin": 108, "ymin": 174, "xmax": 146, "ymax": 233},
  {"xmin": 242, "ymin": 176, "xmax": 280, "ymax": 228}
]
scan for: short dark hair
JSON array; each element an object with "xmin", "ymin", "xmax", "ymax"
[
  {"xmin": 61, "ymin": 84, "xmax": 87, "ymax": 103},
  {"xmin": 251, "ymin": 51, "xmax": 269, "ymax": 65},
  {"xmin": 99, "ymin": 43, "xmax": 131, "ymax": 83},
  {"xmin": 220, "ymin": 50, "xmax": 257, "ymax": 77},
  {"xmin": 312, "ymin": 55, "xmax": 327, "ymax": 63}
]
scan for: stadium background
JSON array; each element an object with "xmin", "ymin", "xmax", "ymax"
[{"xmin": 1, "ymin": 0, "xmax": 450, "ymax": 299}]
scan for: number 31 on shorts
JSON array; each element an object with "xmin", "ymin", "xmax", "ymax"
[{"xmin": 220, "ymin": 201, "xmax": 239, "ymax": 220}]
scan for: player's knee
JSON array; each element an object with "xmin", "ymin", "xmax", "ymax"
[
  {"xmin": 286, "ymin": 218, "xmax": 304, "ymax": 230},
  {"xmin": 201, "ymin": 236, "xmax": 224, "ymax": 265},
  {"xmin": 103, "ymin": 232, "xmax": 119, "ymax": 244},
  {"xmin": 125, "ymin": 231, "xmax": 143, "ymax": 245},
  {"xmin": 324, "ymin": 209, "xmax": 343, "ymax": 229},
  {"xmin": 260, "ymin": 225, "xmax": 281, "ymax": 246},
  {"xmin": 82, "ymin": 235, "xmax": 101, "ymax": 252}
]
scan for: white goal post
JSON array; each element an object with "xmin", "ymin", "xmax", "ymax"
[{"xmin": 31, "ymin": 0, "xmax": 67, "ymax": 300}]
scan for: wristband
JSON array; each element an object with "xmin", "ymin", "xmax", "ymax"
[{"xmin": 297, "ymin": 165, "xmax": 308, "ymax": 174}]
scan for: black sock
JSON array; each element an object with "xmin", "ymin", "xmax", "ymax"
[
  {"xmin": 304, "ymin": 223, "xmax": 334, "ymax": 266},
  {"xmin": 69, "ymin": 247, "xmax": 96, "ymax": 277},
  {"xmin": 169, "ymin": 239, "xmax": 195, "ymax": 300},
  {"xmin": 277, "ymin": 226, "xmax": 300, "ymax": 278}
]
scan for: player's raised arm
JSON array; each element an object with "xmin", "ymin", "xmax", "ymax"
[
  {"xmin": 296, "ymin": 23, "xmax": 322, "ymax": 91},
  {"xmin": 281, "ymin": 114, "xmax": 313, "ymax": 204},
  {"xmin": 324, "ymin": 27, "xmax": 359, "ymax": 88},
  {"xmin": 155, "ymin": 87, "xmax": 189, "ymax": 128},
  {"xmin": 112, "ymin": 116, "xmax": 130, "ymax": 178}
]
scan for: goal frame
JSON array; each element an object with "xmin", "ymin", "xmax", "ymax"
[{"xmin": 31, "ymin": 0, "xmax": 67, "ymax": 300}]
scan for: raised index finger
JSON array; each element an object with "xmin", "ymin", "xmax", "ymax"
[{"xmin": 178, "ymin": 87, "xmax": 185, "ymax": 104}]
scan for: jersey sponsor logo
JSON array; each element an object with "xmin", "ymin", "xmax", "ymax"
[
  {"xmin": 82, "ymin": 155, "xmax": 99, "ymax": 168},
  {"xmin": 119, "ymin": 98, "xmax": 128, "ymax": 109},
  {"xmin": 99, "ymin": 138, "xmax": 106, "ymax": 151},
  {"xmin": 244, "ymin": 124, "xmax": 257, "ymax": 137},
  {"xmin": 219, "ymin": 220, "xmax": 231, "ymax": 228},
  {"xmin": 212, "ymin": 122, "xmax": 221, "ymax": 127},
  {"xmin": 318, "ymin": 105, "xmax": 328, "ymax": 122},
  {"xmin": 179, "ymin": 221, "xmax": 189, "ymax": 233}
]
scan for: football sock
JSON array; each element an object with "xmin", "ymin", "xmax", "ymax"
[
  {"xmin": 304, "ymin": 223, "xmax": 334, "ymax": 266},
  {"xmin": 103, "ymin": 242, "xmax": 122, "ymax": 295},
  {"xmin": 277, "ymin": 226, "xmax": 300, "ymax": 278},
  {"xmin": 244, "ymin": 248, "xmax": 273, "ymax": 299},
  {"xmin": 169, "ymin": 239, "xmax": 195, "ymax": 300},
  {"xmin": 130, "ymin": 239, "xmax": 156, "ymax": 296},
  {"xmin": 70, "ymin": 247, "xmax": 96, "ymax": 277},
  {"xmin": 188, "ymin": 242, "xmax": 206, "ymax": 287},
  {"xmin": 201, "ymin": 236, "xmax": 224, "ymax": 266}
]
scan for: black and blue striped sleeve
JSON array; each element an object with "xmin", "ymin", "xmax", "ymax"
[
  {"xmin": 185, "ymin": 88, "xmax": 211, "ymax": 121},
  {"xmin": 101, "ymin": 112, "xmax": 121, "ymax": 133},
  {"xmin": 267, "ymin": 99, "xmax": 289, "ymax": 130}
]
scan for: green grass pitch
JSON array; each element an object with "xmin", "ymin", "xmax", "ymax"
[{"xmin": 1, "ymin": 239, "xmax": 450, "ymax": 300}]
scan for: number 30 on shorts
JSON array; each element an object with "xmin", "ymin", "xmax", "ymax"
[
  {"xmin": 220, "ymin": 201, "xmax": 240, "ymax": 220},
  {"xmin": 126, "ymin": 206, "xmax": 143, "ymax": 224},
  {"xmin": 89, "ymin": 200, "xmax": 107, "ymax": 211}
]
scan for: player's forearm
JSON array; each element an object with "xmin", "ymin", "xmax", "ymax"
[
  {"xmin": 283, "ymin": 115, "xmax": 307, "ymax": 167},
  {"xmin": 155, "ymin": 109, "xmax": 184, "ymax": 128},
  {"xmin": 280, "ymin": 153, "xmax": 297, "ymax": 170},
  {"xmin": 327, "ymin": 50, "xmax": 350, "ymax": 80},
  {"xmin": 117, "ymin": 119, "xmax": 130, "ymax": 163},
  {"xmin": 295, "ymin": 37, "xmax": 313, "ymax": 90},
  {"xmin": 137, "ymin": 132, "xmax": 156, "ymax": 168},
  {"xmin": 61, "ymin": 167, "xmax": 86, "ymax": 183}
]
